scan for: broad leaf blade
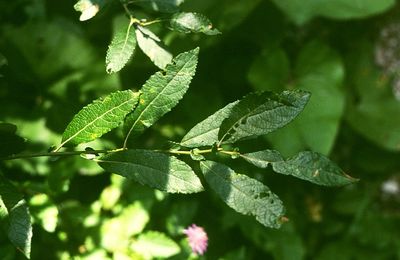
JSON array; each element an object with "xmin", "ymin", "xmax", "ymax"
[
  {"xmin": 180, "ymin": 101, "xmax": 238, "ymax": 148},
  {"xmin": 200, "ymin": 160, "xmax": 285, "ymax": 228},
  {"xmin": 97, "ymin": 149, "xmax": 203, "ymax": 193},
  {"xmin": 61, "ymin": 90, "xmax": 140, "ymax": 147},
  {"xmin": 170, "ymin": 12, "xmax": 221, "ymax": 35},
  {"xmin": 124, "ymin": 48, "xmax": 199, "ymax": 145},
  {"xmin": 241, "ymin": 150, "xmax": 284, "ymax": 168},
  {"xmin": 105, "ymin": 18, "xmax": 136, "ymax": 73},
  {"xmin": 135, "ymin": 25, "xmax": 172, "ymax": 69},
  {"xmin": 131, "ymin": 231, "xmax": 180, "ymax": 259},
  {"xmin": 272, "ymin": 151, "xmax": 358, "ymax": 186},
  {"xmin": 131, "ymin": 0, "xmax": 184, "ymax": 13},
  {"xmin": 0, "ymin": 174, "xmax": 32, "ymax": 259},
  {"xmin": 218, "ymin": 90, "xmax": 310, "ymax": 144}
]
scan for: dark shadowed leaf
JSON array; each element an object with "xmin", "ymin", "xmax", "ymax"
[
  {"xmin": 131, "ymin": 0, "xmax": 184, "ymax": 13},
  {"xmin": 97, "ymin": 149, "xmax": 203, "ymax": 193},
  {"xmin": 0, "ymin": 123, "xmax": 26, "ymax": 157},
  {"xmin": 200, "ymin": 160, "xmax": 285, "ymax": 228},
  {"xmin": 271, "ymin": 0, "xmax": 395, "ymax": 25}
]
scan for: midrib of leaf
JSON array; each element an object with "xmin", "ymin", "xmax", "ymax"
[
  {"xmin": 118, "ymin": 19, "xmax": 134, "ymax": 62},
  {"xmin": 96, "ymin": 158, "xmax": 199, "ymax": 188},
  {"xmin": 123, "ymin": 54, "xmax": 197, "ymax": 148},
  {"xmin": 218, "ymin": 103, "xmax": 285, "ymax": 146},
  {"xmin": 181, "ymin": 128, "xmax": 217, "ymax": 146},
  {"xmin": 57, "ymin": 99, "xmax": 134, "ymax": 151}
]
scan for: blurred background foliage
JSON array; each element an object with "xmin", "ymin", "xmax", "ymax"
[{"xmin": 1, "ymin": 0, "xmax": 400, "ymax": 259}]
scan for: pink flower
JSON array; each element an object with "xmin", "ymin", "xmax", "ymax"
[{"xmin": 183, "ymin": 224, "xmax": 208, "ymax": 255}]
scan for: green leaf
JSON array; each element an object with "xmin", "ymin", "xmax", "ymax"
[
  {"xmin": 241, "ymin": 150, "xmax": 284, "ymax": 168},
  {"xmin": 180, "ymin": 101, "xmax": 238, "ymax": 148},
  {"xmin": 105, "ymin": 18, "xmax": 136, "ymax": 73},
  {"xmin": 346, "ymin": 42, "xmax": 400, "ymax": 151},
  {"xmin": 60, "ymin": 90, "xmax": 140, "ymax": 148},
  {"xmin": 131, "ymin": 0, "xmax": 184, "ymax": 13},
  {"xmin": 131, "ymin": 231, "xmax": 180, "ymax": 258},
  {"xmin": 247, "ymin": 47, "xmax": 290, "ymax": 92},
  {"xmin": 170, "ymin": 12, "xmax": 221, "ymax": 35},
  {"xmin": 135, "ymin": 25, "xmax": 173, "ymax": 69},
  {"xmin": 271, "ymin": 0, "xmax": 395, "ymax": 25},
  {"xmin": 74, "ymin": 0, "xmax": 106, "ymax": 21},
  {"xmin": 200, "ymin": 160, "xmax": 285, "ymax": 228},
  {"xmin": 271, "ymin": 151, "xmax": 358, "ymax": 186},
  {"xmin": 218, "ymin": 90, "xmax": 310, "ymax": 144},
  {"xmin": 0, "ymin": 174, "xmax": 32, "ymax": 259},
  {"xmin": 96, "ymin": 149, "xmax": 204, "ymax": 193},
  {"xmin": 265, "ymin": 41, "xmax": 345, "ymax": 156},
  {"xmin": 101, "ymin": 201, "xmax": 149, "ymax": 252},
  {"xmin": 123, "ymin": 48, "xmax": 199, "ymax": 145}
]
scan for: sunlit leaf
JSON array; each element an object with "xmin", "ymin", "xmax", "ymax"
[
  {"xmin": 131, "ymin": 231, "xmax": 180, "ymax": 258},
  {"xmin": 180, "ymin": 101, "xmax": 238, "ymax": 148},
  {"xmin": 74, "ymin": 0, "xmax": 106, "ymax": 21},
  {"xmin": 0, "ymin": 173, "xmax": 32, "ymax": 259},
  {"xmin": 60, "ymin": 90, "xmax": 140, "ymax": 148},
  {"xmin": 218, "ymin": 90, "xmax": 310, "ymax": 144},
  {"xmin": 135, "ymin": 25, "xmax": 173, "ymax": 69},
  {"xmin": 124, "ymin": 48, "xmax": 198, "ymax": 145},
  {"xmin": 96, "ymin": 149, "xmax": 204, "ymax": 193},
  {"xmin": 170, "ymin": 12, "xmax": 221, "ymax": 35},
  {"xmin": 101, "ymin": 202, "xmax": 149, "ymax": 252},
  {"xmin": 105, "ymin": 18, "xmax": 136, "ymax": 73},
  {"xmin": 200, "ymin": 160, "xmax": 285, "ymax": 228}
]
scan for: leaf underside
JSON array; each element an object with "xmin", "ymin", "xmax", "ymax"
[
  {"xmin": 135, "ymin": 25, "xmax": 173, "ymax": 69},
  {"xmin": 97, "ymin": 149, "xmax": 204, "ymax": 193},
  {"xmin": 200, "ymin": 160, "xmax": 285, "ymax": 228},
  {"xmin": 106, "ymin": 19, "xmax": 137, "ymax": 73},
  {"xmin": 61, "ymin": 90, "xmax": 140, "ymax": 147}
]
